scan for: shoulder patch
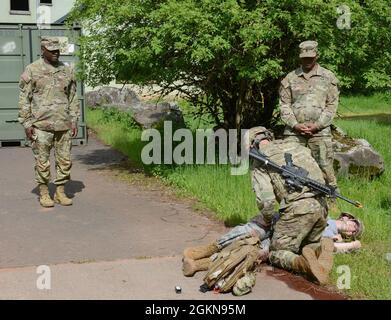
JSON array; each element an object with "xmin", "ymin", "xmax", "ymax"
[
  {"xmin": 20, "ymin": 71, "xmax": 30, "ymax": 83},
  {"xmin": 330, "ymin": 76, "xmax": 339, "ymax": 86}
]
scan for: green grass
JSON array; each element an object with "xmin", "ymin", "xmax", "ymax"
[
  {"xmin": 157, "ymin": 164, "xmax": 258, "ymax": 225},
  {"xmin": 86, "ymin": 108, "xmax": 145, "ymax": 166},
  {"xmin": 338, "ymin": 92, "xmax": 391, "ymax": 116},
  {"xmin": 86, "ymin": 93, "xmax": 391, "ymax": 299},
  {"xmin": 331, "ymin": 119, "xmax": 391, "ymax": 299}
]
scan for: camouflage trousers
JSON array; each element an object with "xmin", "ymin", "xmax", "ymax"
[
  {"xmin": 284, "ymin": 135, "xmax": 337, "ymax": 187},
  {"xmin": 217, "ymin": 222, "xmax": 271, "ymax": 251},
  {"xmin": 269, "ymin": 197, "xmax": 328, "ymax": 270},
  {"xmin": 31, "ymin": 128, "xmax": 72, "ymax": 185}
]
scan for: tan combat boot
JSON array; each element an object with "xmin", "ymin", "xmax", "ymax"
[
  {"xmin": 38, "ymin": 184, "xmax": 54, "ymax": 208},
  {"xmin": 54, "ymin": 185, "xmax": 73, "ymax": 206},
  {"xmin": 292, "ymin": 247, "xmax": 329, "ymax": 285},
  {"xmin": 315, "ymin": 238, "xmax": 334, "ymax": 273},
  {"xmin": 183, "ymin": 242, "xmax": 219, "ymax": 261},
  {"xmin": 182, "ymin": 257, "xmax": 211, "ymax": 277}
]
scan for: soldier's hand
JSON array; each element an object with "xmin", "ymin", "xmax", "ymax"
[
  {"xmin": 25, "ymin": 127, "xmax": 35, "ymax": 141},
  {"xmin": 71, "ymin": 125, "xmax": 78, "ymax": 138},
  {"xmin": 293, "ymin": 123, "xmax": 309, "ymax": 135},
  {"xmin": 304, "ymin": 122, "xmax": 319, "ymax": 134}
]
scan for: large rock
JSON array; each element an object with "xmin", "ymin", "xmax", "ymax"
[
  {"xmin": 85, "ymin": 87, "xmax": 185, "ymax": 128},
  {"xmin": 85, "ymin": 86, "xmax": 142, "ymax": 112},
  {"xmin": 132, "ymin": 102, "xmax": 185, "ymax": 129},
  {"xmin": 332, "ymin": 126, "xmax": 385, "ymax": 178}
]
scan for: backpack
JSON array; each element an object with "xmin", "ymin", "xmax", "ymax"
[{"xmin": 203, "ymin": 236, "xmax": 260, "ymax": 295}]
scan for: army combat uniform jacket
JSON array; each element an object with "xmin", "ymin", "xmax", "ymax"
[
  {"xmin": 18, "ymin": 58, "xmax": 80, "ymax": 131},
  {"xmin": 279, "ymin": 64, "xmax": 339, "ymax": 137},
  {"xmin": 251, "ymin": 139, "xmax": 326, "ymax": 220}
]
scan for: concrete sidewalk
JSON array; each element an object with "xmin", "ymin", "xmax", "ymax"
[{"xmin": 0, "ymin": 137, "xmax": 339, "ymax": 299}]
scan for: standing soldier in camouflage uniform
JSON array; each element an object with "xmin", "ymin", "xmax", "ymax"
[
  {"xmin": 279, "ymin": 40, "xmax": 339, "ymax": 188},
  {"xmin": 18, "ymin": 37, "xmax": 80, "ymax": 207}
]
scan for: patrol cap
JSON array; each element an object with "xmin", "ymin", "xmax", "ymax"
[
  {"xmin": 41, "ymin": 37, "xmax": 60, "ymax": 51},
  {"xmin": 338, "ymin": 212, "xmax": 365, "ymax": 240},
  {"xmin": 299, "ymin": 40, "xmax": 318, "ymax": 58}
]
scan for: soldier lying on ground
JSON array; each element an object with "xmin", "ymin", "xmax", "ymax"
[{"xmin": 182, "ymin": 212, "xmax": 364, "ymax": 277}]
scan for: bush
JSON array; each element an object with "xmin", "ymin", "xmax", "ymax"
[{"xmin": 70, "ymin": 0, "xmax": 391, "ymax": 128}]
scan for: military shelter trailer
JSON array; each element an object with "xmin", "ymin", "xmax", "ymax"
[{"xmin": 0, "ymin": 24, "xmax": 87, "ymax": 146}]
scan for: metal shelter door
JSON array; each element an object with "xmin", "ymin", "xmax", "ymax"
[{"xmin": 0, "ymin": 25, "xmax": 31, "ymax": 141}]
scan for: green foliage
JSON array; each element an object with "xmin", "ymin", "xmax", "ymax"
[
  {"xmin": 87, "ymin": 108, "xmax": 145, "ymax": 166},
  {"xmin": 99, "ymin": 107, "xmax": 139, "ymax": 128},
  {"xmin": 70, "ymin": 0, "xmax": 391, "ymax": 128}
]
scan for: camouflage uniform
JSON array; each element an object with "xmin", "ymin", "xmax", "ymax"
[
  {"xmin": 251, "ymin": 139, "xmax": 328, "ymax": 271},
  {"xmin": 18, "ymin": 38, "xmax": 80, "ymax": 186},
  {"xmin": 279, "ymin": 41, "xmax": 339, "ymax": 187}
]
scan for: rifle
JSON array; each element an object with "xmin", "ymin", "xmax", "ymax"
[{"xmin": 249, "ymin": 147, "xmax": 363, "ymax": 208}]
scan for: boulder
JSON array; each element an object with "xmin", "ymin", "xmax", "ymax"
[
  {"xmin": 132, "ymin": 102, "xmax": 185, "ymax": 129},
  {"xmin": 85, "ymin": 86, "xmax": 185, "ymax": 128},
  {"xmin": 332, "ymin": 126, "xmax": 385, "ymax": 178},
  {"xmin": 85, "ymin": 86, "xmax": 142, "ymax": 112}
]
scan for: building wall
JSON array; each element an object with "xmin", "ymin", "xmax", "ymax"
[{"xmin": 0, "ymin": 0, "xmax": 76, "ymax": 24}]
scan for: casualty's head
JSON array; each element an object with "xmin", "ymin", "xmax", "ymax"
[{"xmin": 337, "ymin": 212, "xmax": 364, "ymax": 240}]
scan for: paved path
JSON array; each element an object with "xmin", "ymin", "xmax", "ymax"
[{"xmin": 0, "ymin": 137, "xmax": 341, "ymax": 299}]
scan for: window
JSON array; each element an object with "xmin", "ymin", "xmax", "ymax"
[
  {"xmin": 40, "ymin": 0, "xmax": 53, "ymax": 4},
  {"xmin": 10, "ymin": 0, "xmax": 30, "ymax": 11}
]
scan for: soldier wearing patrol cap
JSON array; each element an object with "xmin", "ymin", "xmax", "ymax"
[
  {"xmin": 279, "ymin": 40, "xmax": 339, "ymax": 190},
  {"xmin": 18, "ymin": 37, "xmax": 80, "ymax": 207}
]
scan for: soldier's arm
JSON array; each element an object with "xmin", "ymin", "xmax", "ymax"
[
  {"xmin": 279, "ymin": 77, "xmax": 298, "ymax": 129},
  {"xmin": 68, "ymin": 66, "xmax": 80, "ymax": 127},
  {"xmin": 251, "ymin": 165, "xmax": 278, "ymax": 228},
  {"xmin": 314, "ymin": 75, "xmax": 339, "ymax": 130},
  {"xmin": 17, "ymin": 68, "xmax": 34, "ymax": 129},
  {"xmin": 333, "ymin": 240, "xmax": 361, "ymax": 253}
]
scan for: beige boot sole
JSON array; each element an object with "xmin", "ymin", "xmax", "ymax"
[
  {"xmin": 182, "ymin": 258, "xmax": 197, "ymax": 277},
  {"xmin": 302, "ymin": 247, "xmax": 328, "ymax": 285},
  {"xmin": 183, "ymin": 244, "xmax": 217, "ymax": 261},
  {"xmin": 318, "ymin": 238, "xmax": 334, "ymax": 272}
]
